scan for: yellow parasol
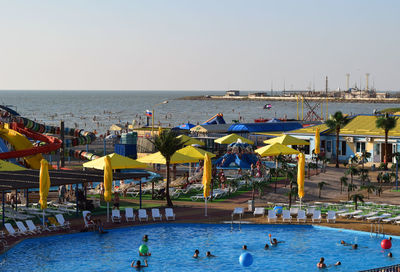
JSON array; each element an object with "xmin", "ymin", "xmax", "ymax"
[
  {"xmin": 176, "ymin": 146, "xmax": 216, "ymax": 160},
  {"xmin": 177, "ymin": 135, "xmax": 205, "ymax": 146},
  {"xmin": 83, "ymin": 153, "xmax": 147, "ymax": 170},
  {"xmin": 137, "ymin": 151, "xmax": 199, "ymax": 164},
  {"xmin": 104, "ymin": 155, "xmax": 113, "ymax": 221},
  {"xmin": 0, "ymin": 160, "xmax": 26, "ymax": 171},
  {"xmin": 202, "ymin": 153, "xmax": 212, "ymax": 216},
  {"xmin": 297, "ymin": 153, "xmax": 305, "ymax": 199},
  {"xmin": 39, "ymin": 159, "xmax": 51, "ymax": 210},
  {"xmin": 263, "ymin": 134, "xmax": 310, "ymax": 146},
  {"xmin": 255, "ymin": 143, "xmax": 300, "ymax": 157},
  {"xmin": 214, "ymin": 133, "xmax": 254, "ymax": 145},
  {"xmin": 315, "ymin": 127, "xmax": 320, "ymax": 155}
]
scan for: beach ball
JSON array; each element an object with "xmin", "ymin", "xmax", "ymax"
[
  {"xmin": 273, "ymin": 206, "xmax": 283, "ymax": 215},
  {"xmin": 381, "ymin": 239, "xmax": 392, "ymax": 250},
  {"xmin": 239, "ymin": 252, "xmax": 253, "ymax": 267},
  {"xmin": 139, "ymin": 244, "xmax": 149, "ymax": 254}
]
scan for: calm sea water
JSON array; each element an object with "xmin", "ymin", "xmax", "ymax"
[{"xmin": 0, "ymin": 90, "xmax": 395, "ymax": 134}]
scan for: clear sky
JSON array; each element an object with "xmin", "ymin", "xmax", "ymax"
[{"xmin": 0, "ymin": 0, "xmax": 398, "ymax": 91}]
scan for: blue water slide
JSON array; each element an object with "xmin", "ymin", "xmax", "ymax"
[{"xmin": 0, "ymin": 138, "xmax": 17, "ymax": 163}]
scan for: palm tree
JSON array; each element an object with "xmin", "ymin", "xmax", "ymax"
[
  {"xmin": 345, "ymin": 164, "xmax": 359, "ymax": 185},
  {"xmin": 317, "ymin": 181, "xmax": 327, "ymax": 198},
  {"xmin": 151, "ymin": 130, "xmax": 185, "ymax": 207},
  {"xmin": 340, "ymin": 176, "xmax": 348, "ymax": 194},
  {"xmin": 361, "ymin": 183, "xmax": 376, "ymax": 199},
  {"xmin": 347, "ymin": 184, "xmax": 358, "ymax": 200},
  {"xmin": 150, "ymin": 176, "xmax": 163, "ymax": 199},
  {"xmin": 359, "ymin": 151, "xmax": 371, "ymax": 170},
  {"xmin": 351, "ymin": 194, "xmax": 364, "ymax": 210},
  {"xmin": 326, "ymin": 111, "xmax": 349, "ymax": 168},
  {"xmin": 376, "ymin": 113, "xmax": 398, "ymax": 170}
]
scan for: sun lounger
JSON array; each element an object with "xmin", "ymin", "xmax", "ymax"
[
  {"xmin": 297, "ymin": 210, "xmax": 307, "ymax": 223},
  {"xmin": 5, "ymin": 223, "xmax": 23, "ymax": 237},
  {"xmin": 353, "ymin": 211, "xmax": 378, "ymax": 220},
  {"xmin": 25, "ymin": 220, "xmax": 44, "ymax": 233},
  {"xmin": 282, "ymin": 210, "xmax": 292, "ymax": 222},
  {"xmin": 232, "ymin": 207, "xmax": 244, "ymax": 218},
  {"xmin": 268, "ymin": 209, "xmax": 277, "ymax": 223},
  {"xmin": 151, "ymin": 208, "xmax": 162, "ymax": 221},
  {"xmin": 326, "ymin": 211, "xmax": 336, "ymax": 223},
  {"xmin": 366, "ymin": 213, "xmax": 391, "ymax": 222},
  {"xmin": 16, "ymin": 221, "xmax": 34, "ymax": 235},
  {"xmin": 125, "ymin": 208, "xmax": 135, "ymax": 222},
  {"xmin": 290, "ymin": 207, "xmax": 299, "ymax": 216},
  {"xmin": 306, "ymin": 208, "xmax": 315, "ymax": 217},
  {"xmin": 312, "ymin": 210, "xmax": 322, "ymax": 223},
  {"xmin": 382, "ymin": 215, "xmax": 400, "ymax": 223},
  {"xmin": 338, "ymin": 210, "xmax": 363, "ymax": 218},
  {"xmin": 83, "ymin": 210, "xmax": 96, "ymax": 230},
  {"xmin": 253, "ymin": 207, "xmax": 265, "ymax": 217},
  {"xmin": 111, "ymin": 209, "xmax": 122, "ymax": 223},
  {"xmin": 55, "ymin": 214, "xmax": 71, "ymax": 229},
  {"xmin": 48, "ymin": 217, "xmax": 63, "ymax": 230},
  {"xmin": 165, "ymin": 208, "xmax": 175, "ymax": 221},
  {"xmin": 138, "ymin": 209, "xmax": 148, "ymax": 222}
]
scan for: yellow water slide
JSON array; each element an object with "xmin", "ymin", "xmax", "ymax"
[{"xmin": 0, "ymin": 123, "xmax": 43, "ymax": 169}]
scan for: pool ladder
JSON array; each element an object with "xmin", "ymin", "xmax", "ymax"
[
  {"xmin": 231, "ymin": 214, "xmax": 242, "ymax": 232},
  {"xmin": 370, "ymin": 222, "xmax": 385, "ymax": 238}
]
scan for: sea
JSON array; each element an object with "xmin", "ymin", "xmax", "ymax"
[{"xmin": 0, "ymin": 90, "xmax": 397, "ymax": 135}]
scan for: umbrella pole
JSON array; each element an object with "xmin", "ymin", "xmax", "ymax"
[
  {"xmin": 107, "ymin": 202, "xmax": 109, "ymax": 222},
  {"xmin": 139, "ymin": 180, "xmax": 142, "ymax": 209},
  {"xmin": 42, "ymin": 209, "xmax": 45, "ymax": 227},
  {"xmin": 300, "ymin": 198, "xmax": 302, "ymax": 210},
  {"xmin": 205, "ymin": 198, "xmax": 207, "ymax": 216}
]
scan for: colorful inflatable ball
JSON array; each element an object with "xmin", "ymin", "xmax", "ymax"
[
  {"xmin": 381, "ymin": 239, "xmax": 392, "ymax": 250},
  {"xmin": 239, "ymin": 252, "xmax": 253, "ymax": 267},
  {"xmin": 139, "ymin": 244, "xmax": 148, "ymax": 255}
]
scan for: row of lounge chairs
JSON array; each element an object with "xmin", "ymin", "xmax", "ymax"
[
  {"xmin": 3, "ymin": 214, "xmax": 71, "ymax": 237},
  {"xmin": 83, "ymin": 208, "xmax": 176, "ymax": 228},
  {"xmin": 252, "ymin": 207, "xmax": 336, "ymax": 223}
]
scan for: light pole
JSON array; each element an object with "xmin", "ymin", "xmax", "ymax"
[{"xmin": 152, "ymin": 100, "xmax": 168, "ymax": 137}]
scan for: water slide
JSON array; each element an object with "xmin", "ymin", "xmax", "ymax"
[
  {"xmin": 202, "ymin": 113, "xmax": 226, "ymax": 125},
  {"xmin": 214, "ymin": 152, "xmax": 258, "ymax": 169}
]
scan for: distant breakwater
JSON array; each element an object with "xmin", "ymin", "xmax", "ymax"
[{"xmin": 177, "ymin": 95, "xmax": 400, "ymax": 104}]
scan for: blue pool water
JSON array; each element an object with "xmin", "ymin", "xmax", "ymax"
[{"xmin": 0, "ymin": 224, "xmax": 398, "ymax": 272}]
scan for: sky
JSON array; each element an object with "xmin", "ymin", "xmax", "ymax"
[{"xmin": 0, "ymin": 0, "xmax": 399, "ymax": 91}]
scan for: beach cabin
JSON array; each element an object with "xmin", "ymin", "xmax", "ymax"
[{"xmin": 287, "ymin": 115, "xmax": 400, "ymax": 164}]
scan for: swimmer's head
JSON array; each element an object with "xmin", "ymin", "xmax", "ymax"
[
  {"xmin": 335, "ymin": 261, "xmax": 341, "ymax": 266},
  {"xmin": 194, "ymin": 249, "xmax": 199, "ymax": 254},
  {"xmin": 352, "ymin": 244, "xmax": 358, "ymax": 249},
  {"xmin": 242, "ymin": 245, "xmax": 247, "ymax": 250},
  {"xmin": 136, "ymin": 260, "xmax": 141, "ymax": 266},
  {"xmin": 388, "ymin": 252, "xmax": 393, "ymax": 258},
  {"xmin": 320, "ymin": 257, "xmax": 324, "ymax": 262},
  {"xmin": 206, "ymin": 251, "xmax": 211, "ymax": 256},
  {"xmin": 264, "ymin": 244, "xmax": 269, "ymax": 249},
  {"xmin": 340, "ymin": 240, "xmax": 345, "ymax": 244}
]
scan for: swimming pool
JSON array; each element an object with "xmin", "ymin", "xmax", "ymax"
[{"xmin": 0, "ymin": 223, "xmax": 397, "ymax": 271}]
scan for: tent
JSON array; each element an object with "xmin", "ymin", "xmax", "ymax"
[
  {"xmin": 214, "ymin": 133, "xmax": 254, "ymax": 145},
  {"xmin": 83, "ymin": 153, "xmax": 147, "ymax": 170},
  {"xmin": 255, "ymin": 143, "xmax": 300, "ymax": 157},
  {"xmin": 176, "ymin": 146, "xmax": 215, "ymax": 160},
  {"xmin": 177, "ymin": 135, "xmax": 205, "ymax": 146},
  {"xmin": 263, "ymin": 134, "xmax": 310, "ymax": 146},
  {"xmin": 137, "ymin": 151, "xmax": 199, "ymax": 164}
]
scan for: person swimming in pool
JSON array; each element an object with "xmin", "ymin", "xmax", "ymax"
[
  {"xmin": 340, "ymin": 240, "xmax": 351, "ymax": 246},
  {"xmin": 143, "ymin": 235, "xmax": 148, "ymax": 242},
  {"xmin": 317, "ymin": 257, "xmax": 326, "ymax": 268},
  {"xmin": 131, "ymin": 260, "xmax": 148, "ymax": 269},
  {"xmin": 264, "ymin": 243, "xmax": 269, "ymax": 249},
  {"xmin": 206, "ymin": 251, "xmax": 216, "ymax": 257},
  {"xmin": 242, "ymin": 245, "xmax": 247, "ymax": 250},
  {"xmin": 193, "ymin": 249, "xmax": 200, "ymax": 258},
  {"xmin": 352, "ymin": 244, "xmax": 358, "ymax": 250},
  {"xmin": 269, "ymin": 234, "xmax": 283, "ymax": 246}
]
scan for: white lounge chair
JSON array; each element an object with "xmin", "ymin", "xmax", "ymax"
[
  {"xmin": 366, "ymin": 213, "xmax": 391, "ymax": 222},
  {"xmin": 151, "ymin": 208, "xmax": 162, "ymax": 221},
  {"xmin": 16, "ymin": 221, "xmax": 34, "ymax": 235},
  {"xmin": 290, "ymin": 207, "xmax": 299, "ymax": 216},
  {"xmin": 55, "ymin": 214, "xmax": 71, "ymax": 229},
  {"xmin": 83, "ymin": 210, "xmax": 96, "ymax": 230},
  {"xmin": 382, "ymin": 215, "xmax": 400, "ymax": 224},
  {"xmin": 338, "ymin": 210, "xmax": 363, "ymax": 218},
  {"xmin": 138, "ymin": 209, "xmax": 148, "ymax": 222},
  {"xmin": 282, "ymin": 210, "xmax": 292, "ymax": 222},
  {"xmin": 25, "ymin": 220, "xmax": 44, "ymax": 233},
  {"xmin": 312, "ymin": 210, "xmax": 322, "ymax": 223},
  {"xmin": 232, "ymin": 207, "xmax": 244, "ymax": 219},
  {"xmin": 125, "ymin": 208, "xmax": 135, "ymax": 222},
  {"xmin": 4, "ymin": 223, "xmax": 23, "ymax": 237},
  {"xmin": 111, "ymin": 209, "xmax": 122, "ymax": 223},
  {"xmin": 253, "ymin": 207, "xmax": 265, "ymax": 217},
  {"xmin": 353, "ymin": 211, "xmax": 378, "ymax": 220},
  {"xmin": 297, "ymin": 210, "xmax": 307, "ymax": 223},
  {"xmin": 268, "ymin": 209, "xmax": 277, "ymax": 223},
  {"xmin": 306, "ymin": 208, "xmax": 315, "ymax": 217},
  {"xmin": 326, "ymin": 210, "xmax": 336, "ymax": 223},
  {"xmin": 165, "ymin": 208, "xmax": 175, "ymax": 221}
]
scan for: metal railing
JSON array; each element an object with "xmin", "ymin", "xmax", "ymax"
[{"xmin": 359, "ymin": 264, "xmax": 400, "ymax": 272}]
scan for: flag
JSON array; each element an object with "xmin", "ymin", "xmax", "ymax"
[{"xmin": 145, "ymin": 110, "xmax": 153, "ymax": 117}]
